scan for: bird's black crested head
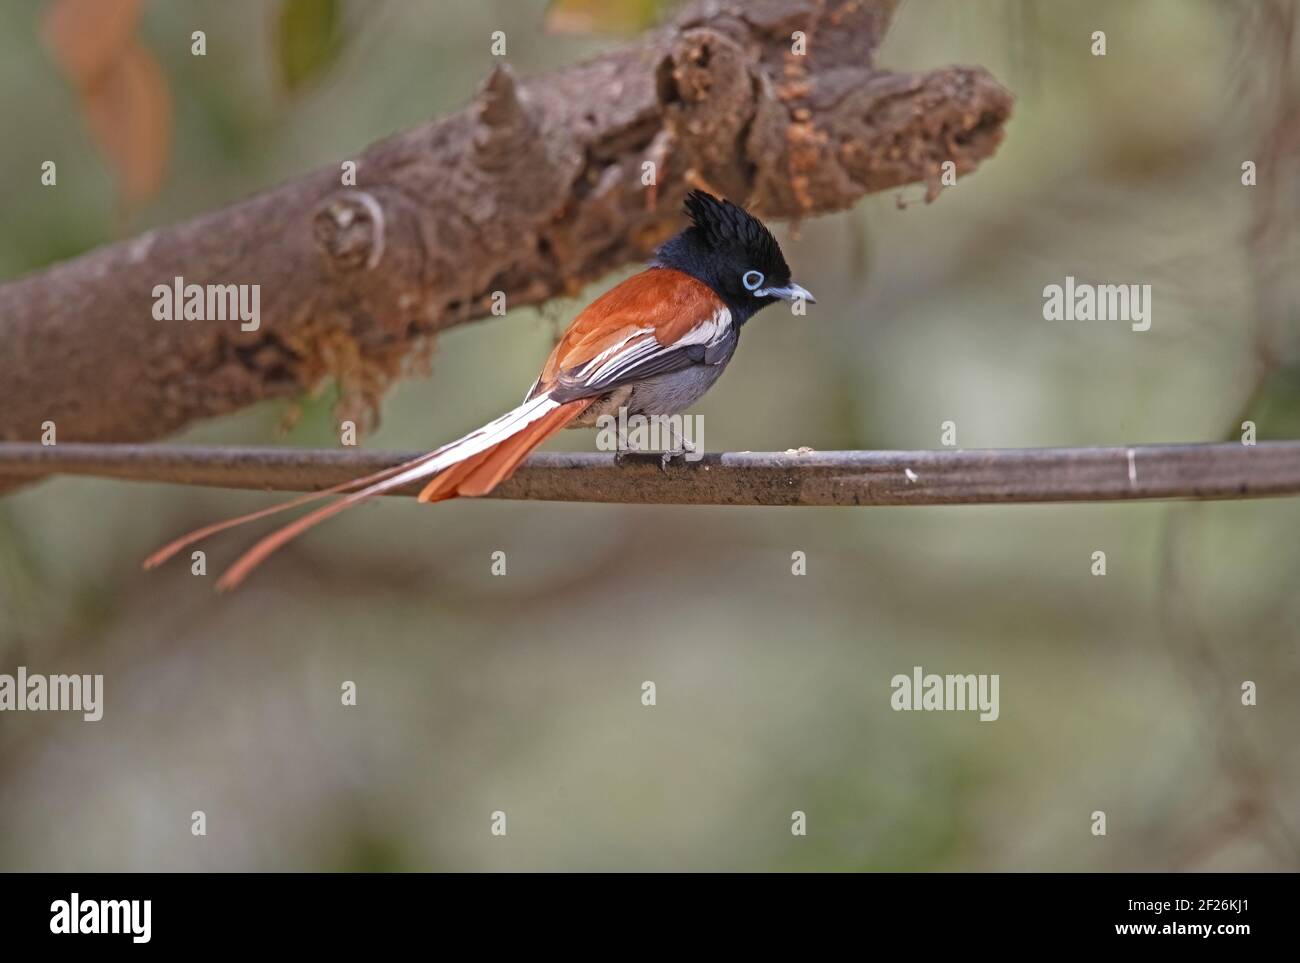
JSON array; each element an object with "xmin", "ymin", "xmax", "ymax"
[
  {"xmin": 654, "ymin": 190, "xmax": 812, "ymax": 323},
  {"xmin": 682, "ymin": 190, "xmax": 789, "ymax": 280}
]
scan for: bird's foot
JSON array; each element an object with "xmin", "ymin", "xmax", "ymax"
[{"xmin": 659, "ymin": 445, "xmax": 694, "ymax": 473}]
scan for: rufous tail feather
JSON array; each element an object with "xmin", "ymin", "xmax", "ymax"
[
  {"xmin": 143, "ymin": 394, "xmax": 592, "ymax": 591},
  {"xmin": 141, "ymin": 450, "xmax": 449, "ymax": 571}
]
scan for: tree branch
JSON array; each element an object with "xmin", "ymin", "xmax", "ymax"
[
  {"xmin": 0, "ymin": 0, "xmax": 1012, "ymax": 463},
  {"xmin": 3, "ymin": 441, "xmax": 1296, "ymax": 506}
]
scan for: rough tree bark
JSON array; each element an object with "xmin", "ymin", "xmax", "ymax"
[{"xmin": 0, "ymin": 0, "xmax": 1011, "ymax": 477}]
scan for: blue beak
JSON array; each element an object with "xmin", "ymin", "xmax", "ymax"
[{"xmin": 757, "ymin": 283, "xmax": 816, "ymax": 304}]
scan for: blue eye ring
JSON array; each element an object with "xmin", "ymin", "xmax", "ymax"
[{"xmin": 742, "ymin": 270, "xmax": 765, "ymax": 292}]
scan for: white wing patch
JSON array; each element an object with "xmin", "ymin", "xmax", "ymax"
[
  {"xmin": 669, "ymin": 306, "xmax": 731, "ymax": 348},
  {"xmin": 571, "ymin": 328, "xmax": 653, "ymax": 381},
  {"xmin": 565, "ymin": 307, "xmax": 732, "ymax": 391}
]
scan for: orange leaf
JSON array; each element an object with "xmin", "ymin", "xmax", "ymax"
[
  {"xmin": 43, "ymin": 0, "xmax": 144, "ymax": 88},
  {"xmin": 80, "ymin": 40, "xmax": 173, "ymax": 205}
]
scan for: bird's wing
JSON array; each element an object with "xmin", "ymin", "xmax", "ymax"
[{"xmin": 535, "ymin": 267, "xmax": 733, "ymax": 399}]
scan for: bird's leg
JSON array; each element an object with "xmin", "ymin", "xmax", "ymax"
[
  {"xmin": 613, "ymin": 423, "xmax": 636, "ymax": 466},
  {"xmin": 659, "ymin": 422, "xmax": 695, "ymax": 472}
]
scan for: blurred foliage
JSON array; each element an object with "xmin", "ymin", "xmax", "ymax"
[
  {"xmin": 1, "ymin": 0, "xmax": 1299, "ymax": 872},
  {"xmin": 42, "ymin": 0, "xmax": 171, "ymax": 209},
  {"xmin": 1235, "ymin": 363, "xmax": 1300, "ymax": 441},
  {"xmin": 545, "ymin": 0, "xmax": 667, "ymax": 36},
  {"xmin": 276, "ymin": 0, "xmax": 345, "ymax": 93}
]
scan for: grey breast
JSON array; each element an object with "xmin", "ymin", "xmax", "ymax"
[{"xmin": 623, "ymin": 336, "xmax": 738, "ymax": 418}]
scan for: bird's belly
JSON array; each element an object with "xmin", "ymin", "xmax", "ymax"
[
  {"xmin": 565, "ymin": 334, "xmax": 739, "ymax": 429},
  {"xmin": 564, "ymin": 365, "xmax": 728, "ymax": 429},
  {"xmin": 623, "ymin": 364, "xmax": 728, "ymax": 417}
]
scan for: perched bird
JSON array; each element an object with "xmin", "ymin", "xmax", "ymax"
[{"xmin": 145, "ymin": 190, "xmax": 814, "ymax": 589}]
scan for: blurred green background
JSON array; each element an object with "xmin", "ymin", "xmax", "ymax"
[{"xmin": 2, "ymin": 0, "xmax": 1298, "ymax": 871}]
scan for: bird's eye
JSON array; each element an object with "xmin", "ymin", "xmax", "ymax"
[{"xmin": 742, "ymin": 270, "xmax": 765, "ymax": 292}]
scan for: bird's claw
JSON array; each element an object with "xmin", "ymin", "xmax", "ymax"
[{"xmin": 660, "ymin": 448, "xmax": 689, "ymax": 472}]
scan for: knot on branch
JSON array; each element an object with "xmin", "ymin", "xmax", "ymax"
[
  {"xmin": 312, "ymin": 189, "xmax": 387, "ymax": 271},
  {"xmin": 660, "ymin": 0, "xmax": 1012, "ymax": 216},
  {"xmin": 473, "ymin": 64, "xmax": 537, "ymax": 168}
]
